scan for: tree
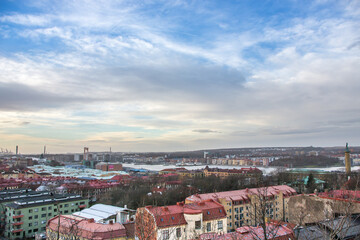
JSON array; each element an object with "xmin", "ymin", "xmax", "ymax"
[
  {"xmin": 306, "ymin": 173, "xmax": 316, "ymax": 193},
  {"xmin": 247, "ymin": 187, "xmax": 283, "ymax": 240},
  {"xmin": 290, "ymin": 188, "xmax": 360, "ymax": 239}
]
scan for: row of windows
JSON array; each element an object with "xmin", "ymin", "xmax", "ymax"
[
  {"xmin": 161, "ymin": 221, "xmax": 224, "ymax": 240},
  {"xmin": 8, "ymin": 201, "xmax": 86, "ymax": 216}
]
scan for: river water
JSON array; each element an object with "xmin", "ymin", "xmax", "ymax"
[{"xmin": 122, "ymin": 163, "xmax": 359, "ymax": 175}]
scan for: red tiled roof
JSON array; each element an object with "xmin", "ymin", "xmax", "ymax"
[
  {"xmin": 318, "ymin": 190, "xmax": 360, "ymax": 202},
  {"xmin": 47, "ymin": 215, "xmax": 127, "ymax": 239},
  {"xmin": 145, "ymin": 199, "xmax": 226, "ymax": 228},
  {"xmin": 186, "ymin": 185, "xmax": 297, "ymax": 203},
  {"xmin": 199, "ymin": 223, "xmax": 295, "ymax": 240}
]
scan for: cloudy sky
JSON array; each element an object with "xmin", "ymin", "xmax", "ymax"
[{"xmin": 0, "ymin": 0, "xmax": 359, "ymax": 154}]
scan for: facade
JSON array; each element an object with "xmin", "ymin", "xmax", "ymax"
[
  {"xmin": 1, "ymin": 189, "xmax": 88, "ymax": 239},
  {"xmin": 46, "ymin": 215, "xmax": 132, "ymax": 240},
  {"xmin": 135, "ymin": 200, "xmax": 227, "ymax": 240},
  {"xmin": 185, "ymin": 185, "xmax": 297, "ymax": 231},
  {"xmin": 199, "ymin": 222, "xmax": 295, "ymax": 240},
  {"xmin": 288, "ymin": 190, "xmax": 360, "ymax": 225},
  {"xmin": 159, "ymin": 168, "xmax": 204, "ymax": 178},
  {"xmin": 203, "ymin": 166, "xmax": 262, "ymax": 179},
  {"xmin": 96, "ymin": 162, "xmax": 123, "ymax": 171}
]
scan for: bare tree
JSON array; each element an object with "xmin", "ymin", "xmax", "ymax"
[
  {"xmin": 291, "ymin": 178, "xmax": 360, "ymax": 240},
  {"xmin": 246, "ymin": 186, "xmax": 285, "ymax": 240}
]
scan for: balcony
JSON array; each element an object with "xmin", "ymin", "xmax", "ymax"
[
  {"xmin": 12, "ymin": 229, "xmax": 23, "ymax": 233},
  {"xmin": 12, "ymin": 215, "xmax": 24, "ymax": 219},
  {"xmin": 12, "ymin": 222, "xmax": 23, "ymax": 226}
]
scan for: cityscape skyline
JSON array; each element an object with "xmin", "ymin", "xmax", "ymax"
[{"xmin": 1, "ymin": 0, "xmax": 360, "ymax": 153}]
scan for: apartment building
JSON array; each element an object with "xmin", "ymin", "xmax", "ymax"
[
  {"xmin": 185, "ymin": 185, "xmax": 297, "ymax": 231},
  {"xmin": 135, "ymin": 199, "xmax": 227, "ymax": 240},
  {"xmin": 1, "ymin": 189, "xmax": 88, "ymax": 239},
  {"xmin": 203, "ymin": 166, "xmax": 262, "ymax": 179}
]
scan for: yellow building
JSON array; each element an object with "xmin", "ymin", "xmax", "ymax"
[
  {"xmin": 203, "ymin": 166, "xmax": 262, "ymax": 179},
  {"xmin": 185, "ymin": 185, "xmax": 297, "ymax": 231}
]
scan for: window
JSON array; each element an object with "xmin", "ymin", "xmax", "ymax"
[
  {"xmin": 29, "ymin": 209, "xmax": 33, "ymax": 213},
  {"xmin": 35, "ymin": 215, "xmax": 38, "ymax": 219},
  {"xmin": 16, "ymin": 211, "xmax": 21, "ymax": 215},
  {"xmin": 162, "ymin": 229, "xmax": 169, "ymax": 240},
  {"xmin": 176, "ymin": 228, "xmax": 181, "ymax": 238},
  {"xmin": 41, "ymin": 214, "xmax": 46, "ymax": 218},
  {"xmin": 195, "ymin": 221, "xmax": 201, "ymax": 230},
  {"xmin": 218, "ymin": 220, "xmax": 223, "ymax": 230},
  {"xmin": 207, "ymin": 222, "xmax": 211, "ymax": 232},
  {"xmin": 48, "ymin": 213, "xmax": 51, "ymax": 216},
  {"xmin": 28, "ymin": 230, "xmax": 32, "ymax": 233},
  {"xmin": 28, "ymin": 216, "xmax": 32, "ymax": 220},
  {"xmin": 48, "ymin": 206, "xmax": 52, "ymax": 210},
  {"xmin": 34, "ymin": 208, "xmax": 38, "ymax": 212},
  {"xmin": 34, "ymin": 228, "xmax": 38, "ymax": 232},
  {"xmin": 28, "ymin": 223, "xmax": 32, "ymax": 227},
  {"xmin": 41, "ymin": 207, "xmax": 46, "ymax": 211},
  {"xmin": 41, "ymin": 220, "xmax": 46, "ymax": 224},
  {"xmin": 64, "ymin": 204, "xmax": 69, "ymax": 207},
  {"xmin": 34, "ymin": 222, "xmax": 38, "ymax": 226},
  {"xmin": 64, "ymin": 210, "xmax": 68, "ymax": 214}
]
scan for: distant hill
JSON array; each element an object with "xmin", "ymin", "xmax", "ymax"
[{"xmin": 269, "ymin": 155, "xmax": 342, "ymax": 168}]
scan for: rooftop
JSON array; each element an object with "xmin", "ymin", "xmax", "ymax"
[
  {"xmin": 186, "ymin": 185, "xmax": 297, "ymax": 202},
  {"xmin": 73, "ymin": 204, "xmax": 133, "ymax": 223},
  {"xmin": 29, "ymin": 165, "xmax": 128, "ymax": 180},
  {"xmin": 5, "ymin": 192, "xmax": 84, "ymax": 209},
  {"xmin": 145, "ymin": 199, "xmax": 226, "ymax": 228},
  {"xmin": 47, "ymin": 215, "xmax": 127, "ymax": 239}
]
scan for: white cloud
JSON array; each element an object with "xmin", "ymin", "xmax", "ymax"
[{"xmin": 1, "ymin": 0, "xmax": 360, "ymax": 152}]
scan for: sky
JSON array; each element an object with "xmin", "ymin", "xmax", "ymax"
[{"xmin": 0, "ymin": 0, "xmax": 360, "ymax": 154}]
